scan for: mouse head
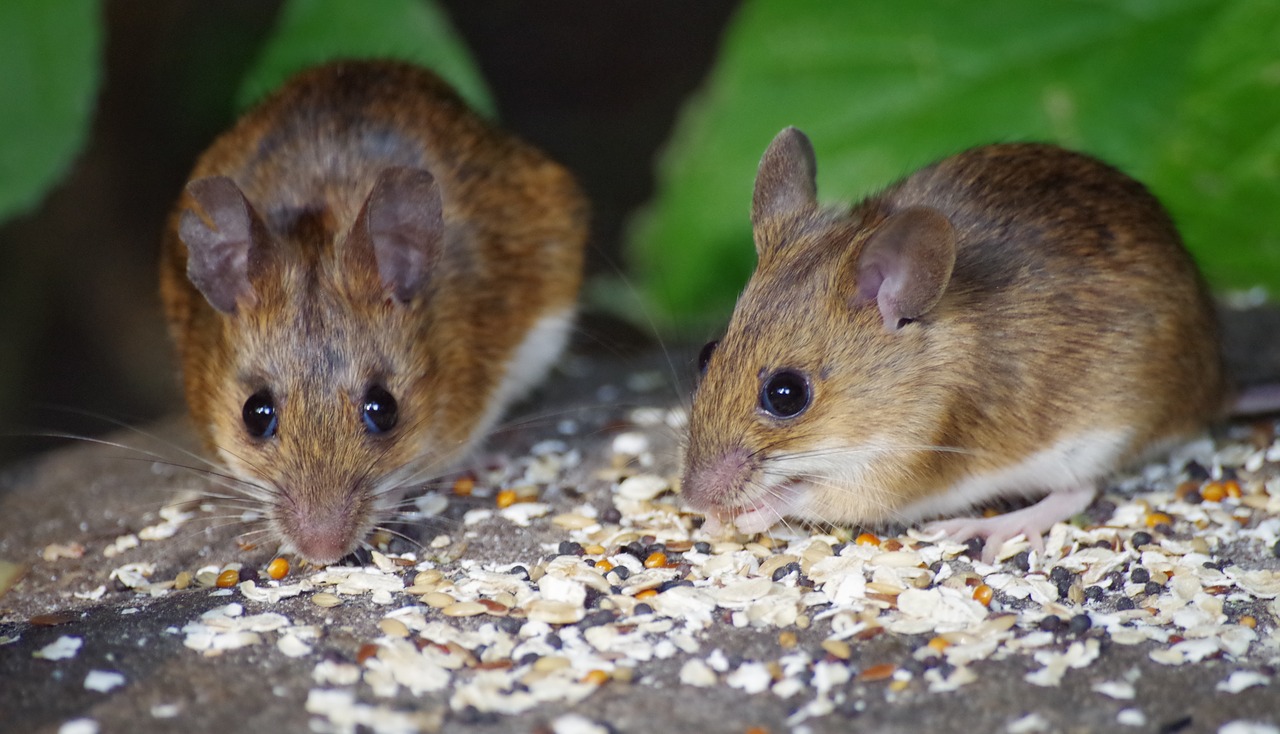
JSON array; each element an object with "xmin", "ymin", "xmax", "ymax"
[
  {"xmin": 682, "ymin": 127, "xmax": 960, "ymax": 533},
  {"xmin": 177, "ymin": 166, "xmax": 456, "ymax": 563}
]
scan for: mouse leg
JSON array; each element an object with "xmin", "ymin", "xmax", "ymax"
[{"xmin": 924, "ymin": 484, "xmax": 1097, "ymax": 564}]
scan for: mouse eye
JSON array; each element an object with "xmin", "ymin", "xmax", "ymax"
[
  {"xmin": 242, "ymin": 389, "xmax": 278, "ymax": 438},
  {"xmin": 698, "ymin": 340, "xmax": 719, "ymax": 375},
  {"xmin": 759, "ymin": 370, "xmax": 810, "ymax": 419},
  {"xmin": 362, "ymin": 385, "xmax": 398, "ymax": 434}
]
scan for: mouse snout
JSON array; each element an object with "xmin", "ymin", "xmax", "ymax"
[
  {"xmin": 280, "ymin": 501, "xmax": 362, "ymax": 565},
  {"xmin": 682, "ymin": 445, "xmax": 754, "ymax": 511}
]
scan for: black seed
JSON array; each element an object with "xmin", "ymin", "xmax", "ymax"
[
  {"xmin": 1183, "ymin": 489, "xmax": 1202, "ymax": 504},
  {"xmin": 1272, "ymin": 539, "xmax": 1280, "ymax": 559},
  {"xmin": 1055, "ymin": 578, "xmax": 1072, "ymax": 599},
  {"xmin": 1144, "ymin": 581, "xmax": 1163, "ymax": 596},
  {"xmin": 497, "ymin": 616, "xmax": 523, "ymax": 635},
  {"xmin": 558, "ymin": 541, "xmax": 584, "ymax": 556},
  {"xmin": 1094, "ymin": 539, "xmax": 1113, "ymax": 549},
  {"xmin": 772, "ymin": 565, "xmax": 792, "ymax": 582},
  {"xmin": 1115, "ymin": 597, "xmax": 1136, "ymax": 611},
  {"xmin": 1154, "ymin": 523, "xmax": 1174, "ymax": 536},
  {"xmin": 584, "ymin": 588, "xmax": 605, "ymax": 608},
  {"xmin": 624, "ymin": 541, "xmax": 646, "ymax": 559},
  {"xmin": 1131, "ymin": 567, "xmax": 1150, "ymax": 584},
  {"xmin": 1049, "ymin": 566, "xmax": 1071, "ymax": 584},
  {"xmin": 1159, "ymin": 715, "xmax": 1194, "ymax": 733},
  {"xmin": 578, "ymin": 610, "xmax": 615, "ymax": 629},
  {"xmin": 601, "ymin": 507, "xmax": 622, "ymax": 524},
  {"xmin": 612, "ymin": 566, "xmax": 631, "ymax": 581},
  {"xmin": 1068, "ymin": 613, "xmax": 1093, "ymax": 634},
  {"xmin": 546, "ymin": 633, "xmax": 563, "ymax": 650},
  {"xmin": 1131, "ymin": 531, "xmax": 1153, "ymax": 548},
  {"xmin": 518, "ymin": 652, "xmax": 539, "ymax": 666},
  {"xmin": 647, "ymin": 543, "xmax": 666, "ymax": 556},
  {"xmin": 509, "ymin": 565, "xmax": 530, "ymax": 580},
  {"xmin": 1184, "ymin": 460, "xmax": 1210, "ymax": 480},
  {"xmin": 1012, "ymin": 551, "xmax": 1031, "ymax": 572},
  {"xmin": 963, "ymin": 537, "xmax": 984, "ymax": 558},
  {"xmin": 1108, "ymin": 573, "xmax": 1126, "ymax": 591},
  {"xmin": 239, "ymin": 567, "xmax": 259, "ymax": 583},
  {"xmin": 1084, "ymin": 586, "xmax": 1104, "ymax": 602},
  {"xmin": 694, "ymin": 542, "xmax": 711, "ymax": 554},
  {"xmin": 584, "ymin": 559, "xmax": 597, "ymax": 567},
  {"xmin": 633, "ymin": 603, "xmax": 654, "ymax": 616},
  {"xmin": 1038, "ymin": 615, "xmax": 1064, "ymax": 632}
]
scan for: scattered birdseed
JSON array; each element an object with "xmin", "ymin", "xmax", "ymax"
[
  {"xmin": 310, "ymin": 593, "xmax": 342, "ymax": 609},
  {"xmin": 57, "ymin": 719, "xmax": 99, "ymax": 734},
  {"xmin": 34, "ymin": 635, "xmax": 82, "ymax": 661},
  {"xmin": 83, "ymin": 670, "xmax": 126, "ymax": 693},
  {"xmin": 266, "ymin": 558, "xmax": 290, "ymax": 580}
]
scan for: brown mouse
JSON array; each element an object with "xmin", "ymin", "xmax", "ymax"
[
  {"xmin": 159, "ymin": 60, "xmax": 587, "ymax": 564},
  {"xmin": 682, "ymin": 127, "xmax": 1228, "ymax": 560}
]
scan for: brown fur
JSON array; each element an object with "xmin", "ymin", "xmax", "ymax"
[
  {"xmin": 159, "ymin": 60, "xmax": 587, "ymax": 562},
  {"xmin": 684, "ymin": 134, "xmax": 1223, "ymax": 529}
]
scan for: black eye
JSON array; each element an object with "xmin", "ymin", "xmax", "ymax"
[
  {"xmin": 698, "ymin": 340, "xmax": 719, "ymax": 375},
  {"xmin": 242, "ymin": 389, "xmax": 278, "ymax": 438},
  {"xmin": 362, "ymin": 385, "xmax": 398, "ymax": 434},
  {"xmin": 759, "ymin": 370, "xmax": 810, "ymax": 418}
]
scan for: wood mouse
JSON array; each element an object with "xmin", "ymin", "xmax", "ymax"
[
  {"xmin": 159, "ymin": 60, "xmax": 587, "ymax": 564},
  {"xmin": 682, "ymin": 127, "xmax": 1233, "ymax": 561}
]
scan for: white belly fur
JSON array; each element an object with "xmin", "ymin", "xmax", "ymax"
[
  {"xmin": 896, "ymin": 428, "xmax": 1133, "ymax": 522},
  {"xmin": 470, "ymin": 307, "xmax": 575, "ymax": 444}
]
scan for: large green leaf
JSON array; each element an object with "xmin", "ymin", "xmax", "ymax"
[
  {"xmin": 627, "ymin": 0, "xmax": 1277, "ymax": 332},
  {"xmin": 0, "ymin": 0, "xmax": 100, "ymax": 223},
  {"xmin": 237, "ymin": 0, "xmax": 493, "ymax": 116},
  {"xmin": 1151, "ymin": 0, "xmax": 1280, "ymax": 291}
]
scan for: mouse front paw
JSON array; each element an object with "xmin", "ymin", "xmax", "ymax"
[{"xmin": 923, "ymin": 485, "xmax": 1097, "ymax": 564}]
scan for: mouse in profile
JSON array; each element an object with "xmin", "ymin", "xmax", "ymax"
[
  {"xmin": 160, "ymin": 59, "xmax": 587, "ymax": 564},
  {"xmin": 682, "ymin": 126, "xmax": 1233, "ymax": 560}
]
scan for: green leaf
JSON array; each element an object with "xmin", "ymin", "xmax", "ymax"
[
  {"xmin": 0, "ymin": 0, "xmax": 100, "ymax": 223},
  {"xmin": 1151, "ymin": 0, "xmax": 1280, "ymax": 293},
  {"xmin": 626, "ymin": 0, "xmax": 1278, "ymax": 332},
  {"xmin": 238, "ymin": 0, "xmax": 493, "ymax": 117}
]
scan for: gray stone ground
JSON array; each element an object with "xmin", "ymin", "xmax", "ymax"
[{"xmin": 2, "ymin": 311, "xmax": 1280, "ymax": 734}]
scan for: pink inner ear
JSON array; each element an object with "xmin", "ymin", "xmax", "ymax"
[{"xmin": 854, "ymin": 206, "xmax": 956, "ymax": 331}]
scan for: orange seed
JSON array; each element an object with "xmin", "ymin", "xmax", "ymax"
[
  {"xmin": 644, "ymin": 552, "xmax": 669, "ymax": 569},
  {"xmin": 854, "ymin": 533, "xmax": 880, "ymax": 547},
  {"xmin": 972, "ymin": 584, "xmax": 994, "ymax": 606},
  {"xmin": 452, "ymin": 475, "xmax": 475, "ymax": 496},
  {"xmin": 266, "ymin": 557, "xmax": 290, "ymax": 581},
  {"xmin": 215, "ymin": 569, "xmax": 240, "ymax": 588},
  {"xmin": 496, "ymin": 489, "xmax": 517, "ymax": 509},
  {"xmin": 582, "ymin": 669, "xmax": 610, "ymax": 685},
  {"xmin": 1145, "ymin": 512, "xmax": 1174, "ymax": 528},
  {"xmin": 635, "ymin": 589, "xmax": 658, "ymax": 600}
]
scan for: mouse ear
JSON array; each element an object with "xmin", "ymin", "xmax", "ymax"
[
  {"xmin": 852, "ymin": 206, "xmax": 956, "ymax": 331},
  {"xmin": 179, "ymin": 176, "xmax": 267, "ymax": 314},
  {"xmin": 752, "ymin": 127, "xmax": 818, "ymax": 252},
  {"xmin": 355, "ymin": 165, "xmax": 444, "ymax": 303}
]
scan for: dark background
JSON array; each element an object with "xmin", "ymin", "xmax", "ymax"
[{"xmin": 0, "ymin": 1, "xmax": 740, "ymax": 464}]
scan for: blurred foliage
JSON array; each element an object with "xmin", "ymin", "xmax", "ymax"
[
  {"xmin": 237, "ymin": 0, "xmax": 494, "ymax": 116},
  {"xmin": 626, "ymin": 0, "xmax": 1280, "ymax": 333},
  {"xmin": 0, "ymin": 0, "xmax": 100, "ymax": 223}
]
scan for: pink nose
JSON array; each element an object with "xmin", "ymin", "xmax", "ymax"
[
  {"xmin": 283, "ymin": 508, "xmax": 358, "ymax": 565},
  {"xmin": 683, "ymin": 447, "xmax": 753, "ymax": 510}
]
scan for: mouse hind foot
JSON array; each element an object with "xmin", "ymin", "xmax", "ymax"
[{"xmin": 923, "ymin": 484, "xmax": 1097, "ymax": 564}]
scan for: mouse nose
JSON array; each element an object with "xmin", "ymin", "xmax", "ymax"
[
  {"xmin": 283, "ymin": 507, "xmax": 359, "ymax": 565},
  {"xmin": 682, "ymin": 446, "xmax": 754, "ymax": 510}
]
